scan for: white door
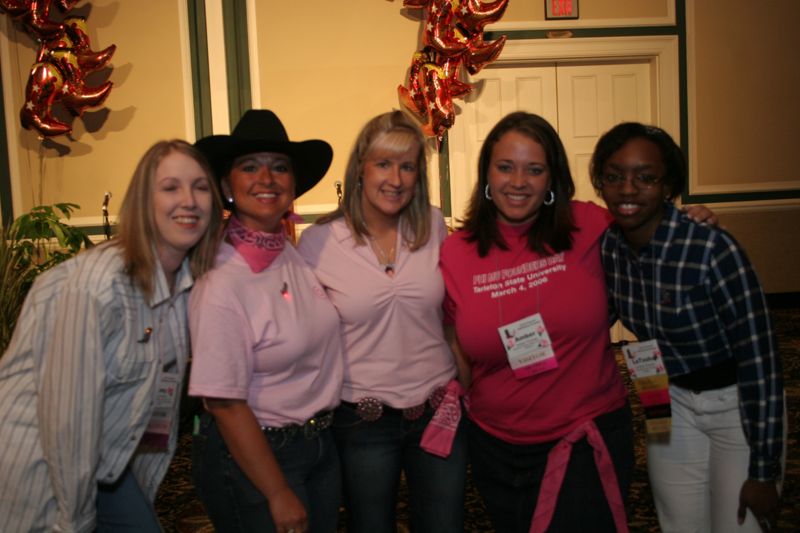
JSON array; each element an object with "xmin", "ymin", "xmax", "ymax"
[{"xmin": 556, "ymin": 60, "xmax": 652, "ymax": 201}]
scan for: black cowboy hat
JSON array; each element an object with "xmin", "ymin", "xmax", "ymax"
[{"xmin": 194, "ymin": 109, "xmax": 333, "ymax": 198}]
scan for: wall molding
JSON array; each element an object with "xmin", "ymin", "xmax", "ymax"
[
  {"xmin": 0, "ymin": 15, "xmax": 24, "ymax": 221},
  {"xmin": 489, "ymin": 2, "xmax": 676, "ymax": 31},
  {"xmin": 187, "ymin": 0, "xmax": 212, "ymax": 140},
  {"xmin": 684, "ymin": 2, "xmax": 800, "ymax": 204},
  {"xmin": 203, "ymin": 0, "xmax": 230, "ymax": 134},
  {"xmin": 246, "ymin": 0, "xmax": 261, "ymax": 109},
  {"xmin": 0, "ymin": 56, "xmax": 12, "ymax": 225}
]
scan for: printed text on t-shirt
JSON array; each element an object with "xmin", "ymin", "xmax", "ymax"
[{"xmin": 471, "ymin": 253, "xmax": 566, "ymax": 298}]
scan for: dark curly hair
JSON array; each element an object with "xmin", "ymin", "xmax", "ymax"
[{"xmin": 590, "ymin": 122, "xmax": 686, "ymax": 201}]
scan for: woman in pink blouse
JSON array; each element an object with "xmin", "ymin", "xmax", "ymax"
[{"xmin": 297, "ymin": 110, "xmax": 465, "ymax": 533}]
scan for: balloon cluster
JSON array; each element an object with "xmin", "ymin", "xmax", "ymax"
[
  {"xmin": 0, "ymin": 0, "xmax": 116, "ymax": 138},
  {"xmin": 398, "ymin": 0, "xmax": 508, "ymax": 138}
]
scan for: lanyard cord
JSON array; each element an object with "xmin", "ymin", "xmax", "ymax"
[
  {"xmin": 614, "ymin": 224, "xmax": 670, "ymax": 341},
  {"xmin": 613, "ymin": 232, "xmax": 657, "ymax": 339},
  {"xmin": 492, "ymin": 241, "xmax": 541, "ymax": 327}
]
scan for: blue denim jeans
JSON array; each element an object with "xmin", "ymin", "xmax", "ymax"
[
  {"xmin": 192, "ymin": 413, "xmax": 341, "ymax": 533},
  {"xmin": 333, "ymin": 402, "xmax": 467, "ymax": 533},
  {"xmin": 96, "ymin": 466, "xmax": 161, "ymax": 532},
  {"xmin": 468, "ymin": 404, "xmax": 634, "ymax": 533}
]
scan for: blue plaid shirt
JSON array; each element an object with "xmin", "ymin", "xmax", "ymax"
[{"xmin": 601, "ymin": 203, "xmax": 783, "ymax": 481}]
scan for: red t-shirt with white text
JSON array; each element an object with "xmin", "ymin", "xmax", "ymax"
[{"xmin": 441, "ymin": 201, "xmax": 626, "ymax": 444}]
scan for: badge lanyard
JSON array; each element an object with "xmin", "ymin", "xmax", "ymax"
[
  {"xmin": 493, "ymin": 248, "xmax": 559, "ymax": 380},
  {"xmin": 616, "ymin": 239, "xmax": 671, "ymax": 436},
  {"xmin": 140, "ymin": 299, "xmax": 182, "ymax": 451}
]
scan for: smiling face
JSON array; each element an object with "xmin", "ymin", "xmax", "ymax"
[
  {"xmin": 360, "ymin": 143, "xmax": 420, "ymax": 226},
  {"xmin": 599, "ymin": 137, "xmax": 671, "ymax": 250},
  {"xmin": 223, "ymin": 152, "xmax": 295, "ymax": 233},
  {"xmin": 153, "ymin": 150, "xmax": 213, "ymax": 268},
  {"xmin": 486, "ymin": 130, "xmax": 552, "ymax": 226}
]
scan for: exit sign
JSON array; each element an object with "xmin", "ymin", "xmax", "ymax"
[{"xmin": 546, "ymin": 0, "xmax": 579, "ymax": 20}]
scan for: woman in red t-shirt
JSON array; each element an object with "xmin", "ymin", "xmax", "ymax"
[{"xmin": 440, "ymin": 111, "xmax": 632, "ymax": 533}]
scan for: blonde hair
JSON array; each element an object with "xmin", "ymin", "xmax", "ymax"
[
  {"xmin": 115, "ymin": 140, "xmax": 224, "ymax": 299},
  {"xmin": 318, "ymin": 110, "xmax": 431, "ymax": 250}
]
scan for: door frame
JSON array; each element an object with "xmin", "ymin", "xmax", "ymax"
[{"xmin": 445, "ymin": 35, "xmax": 680, "ymax": 222}]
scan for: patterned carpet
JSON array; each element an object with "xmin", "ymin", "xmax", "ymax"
[{"xmin": 156, "ymin": 307, "xmax": 799, "ymax": 532}]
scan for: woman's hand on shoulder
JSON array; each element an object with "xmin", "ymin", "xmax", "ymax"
[{"xmin": 681, "ymin": 204, "xmax": 720, "ymax": 226}]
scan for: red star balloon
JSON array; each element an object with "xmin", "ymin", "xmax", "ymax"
[
  {"xmin": 1, "ymin": 0, "xmax": 115, "ymax": 138},
  {"xmin": 398, "ymin": 0, "xmax": 509, "ymax": 138}
]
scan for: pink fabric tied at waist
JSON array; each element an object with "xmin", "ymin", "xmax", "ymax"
[
  {"xmin": 420, "ymin": 379, "xmax": 464, "ymax": 458},
  {"xmin": 529, "ymin": 419, "xmax": 628, "ymax": 533}
]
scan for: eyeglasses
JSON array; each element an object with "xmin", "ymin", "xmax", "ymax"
[{"xmin": 598, "ymin": 172, "xmax": 663, "ymax": 189}]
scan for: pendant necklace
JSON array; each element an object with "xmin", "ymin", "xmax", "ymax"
[{"xmin": 369, "ymin": 235, "xmax": 396, "ymax": 276}]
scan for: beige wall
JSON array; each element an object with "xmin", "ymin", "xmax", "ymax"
[
  {"xmin": 717, "ymin": 207, "xmax": 800, "ymax": 294},
  {"xmin": 504, "ymin": 0, "xmax": 671, "ymax": 23},
  {"xmin": 1, "ymin": 0, "xmax": 193, "ymax": 223},
  {"xmin": 687, "ymin": 0, "xmax": 800, "ymax": 292},
  {"xmin": 252, "ymin": 0, "xmax": 424, "ymax": 209},
  {"xmin": 253, "ymin": 0, "xmax": 676, "ymax": 211},
  {"xmin": 1, "ymin": 0, "xmax": 797, "ymax": 291},
  {"xmin": 690, "ymin": 0, "xmax": 799, "ymax": 190}
]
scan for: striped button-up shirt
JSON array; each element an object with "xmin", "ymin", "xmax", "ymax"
[
  {"xmin": 0, "ymin": 243, "xmax": 193, "ymax": 532},
  {"xmin": 601, "ymin": 203, "xmax": 783, "ymax": 481}
]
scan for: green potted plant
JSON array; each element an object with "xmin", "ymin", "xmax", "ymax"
[{"xmin": 0, "ymin": 203, "xmax": 93, "ymax": 354}]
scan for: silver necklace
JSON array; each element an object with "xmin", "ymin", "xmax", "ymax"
[{"xmin": 369, "ymin": 235, "xmax": 396, "ymax": 275}]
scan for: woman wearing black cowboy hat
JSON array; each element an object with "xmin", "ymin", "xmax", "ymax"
[{"xmin": 188, "ymin": 110, "xmax": 345, "ymax": 533}]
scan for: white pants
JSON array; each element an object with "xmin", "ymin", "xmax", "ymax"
[{"xmin": 647, "ymin": 384, "xmax": 782, "ymax": 533}]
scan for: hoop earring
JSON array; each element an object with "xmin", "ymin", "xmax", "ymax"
[
  {"xmin": 484, "ymin": 184, "xmax": 492, "ymax": 201},
  {"xmin": 543, "ymin": 190, "xmax": 555, "ymax": 206}
]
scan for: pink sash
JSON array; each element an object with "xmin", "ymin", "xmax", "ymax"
[{"xmin": 529, "ymin": 419, "xmax": 629, "ymax": 533}]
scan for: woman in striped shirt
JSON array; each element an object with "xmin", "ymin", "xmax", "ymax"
[{"xmin": 0, "ymin": 140, "xmax": 224, "ymax": 532}]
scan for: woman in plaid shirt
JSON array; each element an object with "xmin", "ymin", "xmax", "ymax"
[{"xmin": 592, "ymin": 122, "xmax": 784, "ymax": 533}]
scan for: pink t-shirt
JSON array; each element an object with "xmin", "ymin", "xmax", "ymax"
[
  {"xmin": 188, "ymin": 242, "xmax": 344, "ymax": 427},
  {"xmin": 441, "ymin": 201, "xmax": 626, "ymax": 444},
  {"xmin": 297, "ymin": 207, "xmax": 456, "ymax": 408}
]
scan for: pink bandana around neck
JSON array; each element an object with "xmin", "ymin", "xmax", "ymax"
[{"xmin": 226, "ymin": 215, "xmax": 286, "ymax": 273}]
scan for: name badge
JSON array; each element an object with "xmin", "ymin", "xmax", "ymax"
[
  {"xmin": 622, "ymin": 339, "xmax": 671, "ymax": 435},
  {"xmin": 498, "ymin": 313, "xmax": 558, "ymax": 379},
  {"xmin": 140, "ymin": 371, "xmax": 180, "ymax": 451}
]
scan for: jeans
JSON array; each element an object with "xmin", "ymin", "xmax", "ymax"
[
  {"xmin": 333, "ymin": 402, "xmax": 467, "ymax": 533},
  {"xmin": 96, "ymin": 466, "xmax": 162, "ymax": 532},
  {"xmin": 648, "ymin": 384, "xmax": 784, "ymax": 533},
  {"xmin": 192, "ymin": 413, "xmax": 341, "ymax": 533},
  {"xmin": 468, "ymin": 404, "xmax": 634, "ymax": 533}
]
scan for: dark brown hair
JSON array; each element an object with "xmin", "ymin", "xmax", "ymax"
[{"xmin": 461, "ymin": 111, "xmax": 577, "ymax": 257}]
